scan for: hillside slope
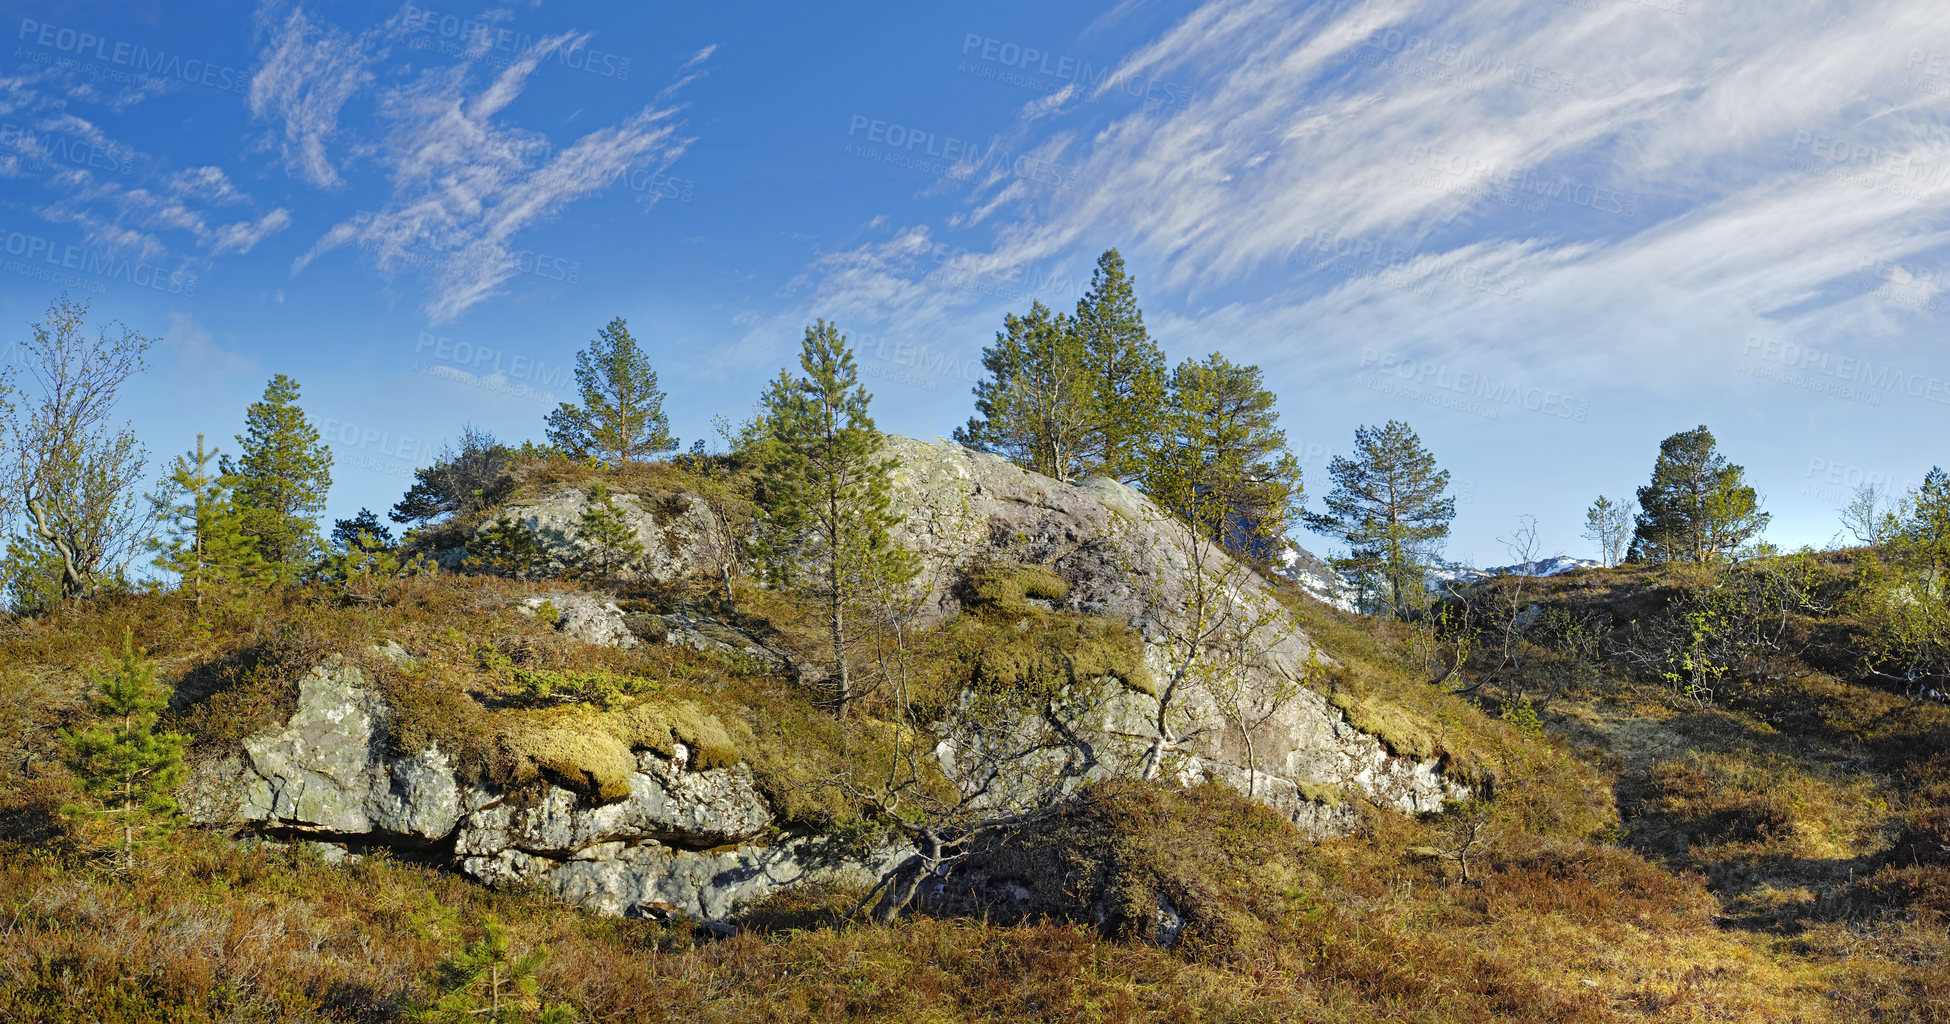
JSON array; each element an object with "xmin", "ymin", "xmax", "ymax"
[{"xmin": 0, "ymin": 451, "xmax": 1943, "ymax": 1021}]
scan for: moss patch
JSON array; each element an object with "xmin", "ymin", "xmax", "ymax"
[
  {"xmin": 1328, "ymin": 689, "xmax": 1435, "ymax": 762},
  {"xmin": 943, "ymin": 561, "xmax": 1155, "ymax": 701},
  {"xmin": 966, "ymin": 614, "xmax": 1155, "ymax": 701},
  {"xmin": 1294, "ymin": 779, "xmax": 1345, "ymax": 807},
  {"xmin": 966, "ymin": 562, "xmax": 1070, "ymax": 614}
]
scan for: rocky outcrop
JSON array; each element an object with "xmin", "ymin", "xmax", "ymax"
[
  {"xmin": 875, "ymin": 436, "xmax": 1461, "ymax": 822},
  {"xmin": 194, "ymin": 435, "xmax": 1466, "ymax": 921},
  {"xmin": 469, "ymin": 437, "xmax": 1461, "ymax": 828},
  {"xmin": 519, "ymin": 594, "xmax": 640, "ymax": 649},
  {"xmin": 221, "ymin": 660, "xmax": 484, "ymax": 844},
  {"xmin": 447, "ymin": 487, "xmax": 730, "ymax": 581},
  {"xmin": 457, "ymin": 747, "xmax": 771, "ymax": 856},
  {"xmin": 191, "ymin": 661, "xmax": 889, "ymax": 924}
]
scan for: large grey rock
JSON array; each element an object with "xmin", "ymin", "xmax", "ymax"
[
  {"xmin": 655, "ymin": 612, "xmax": 790, "ymax": 671},
  {"xmin": 519, "ymin": 593, "xmax": 639, "ymax": 649},
  {"xmin": 218, "ymin": 659, "xmax": 476, "ymax": 843},
  {"xmin": 203, "ymin": 657, "xmax": 871, "ymax": 921},
  {"xmin": 878, "ymin": 436, "xmax": 1463, "ymax": 828},
  {"xmin": 463, "ymin": 835, "xmax": 902, "ymax": 921},
  {"xmin": 448, "ymin": 747, "xmax": 893, "ymax": 921},
  {"xmin": 456, "ymin": 748, "xmax": 772, "ymax": 857}
]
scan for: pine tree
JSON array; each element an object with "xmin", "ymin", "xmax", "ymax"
[
  {"xmin": 1629, "ymin": 426, "xmax": 1769, "ymax": 563},
  {"xmin": 954, "ymin": 249, "xmax": 1166, "ymax": 483},
  {"xmin": 576, "ymin": 482, "xmax": 643, "ymax": 578},
  {"xmin": 59, "ymin": 630, "xmax": 187, "ymax": 871},
  {"xmin": 758, "ymin": 320, "xmax": 917, "ymax": 714},
  {"xmin": 406, "ymin": 914, "xmax": 578, "ymax": 1024},
  {"xmin": 392, "ymin": 425, "xmax": 512, "ymax": 525},
  {"xmin": 1143, "ymin": 353, "xmax": 1301, "ymax": 560},
  {"xmin": 1304, "ymin": 420, "xmax": 1456, "ymax": 619},
  {"xmin": 149, "ymin": 433, "xmax": 263, "ymax": 609},
  {"xmin": 544, "ymin": 317, "xmax": 676, "ymax": 466},
  {"xmin": 227, "ymin": 375, "xmax": 333, "ymax": 578},
  {"xmin": 1905, "ymin": 467, "xmax": 1950, "ymax": 548},
  {"xmin": 1072, "ymin": 248, "xmax": 1166, "ymax": 482},
  {"xmin": 468, "ymin": 515, "xmax": 547, "ymax": 579},
  {"xmin": 330, "ymin": 508, "xmax": 395, "ymax": 553},
  {"xmin": 952, "ymin": 301, "xmax": 1094, "ymax": 481},
  {"xmin": 1582, "ymin": 495, "xmax": 1634, "ymax": 567}
]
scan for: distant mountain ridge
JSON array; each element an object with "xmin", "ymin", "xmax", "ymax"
[{"xmin": 1428, "ymin": 555, "xmax": 1601, "ymax": 591}]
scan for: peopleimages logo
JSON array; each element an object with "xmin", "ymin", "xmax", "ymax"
[
  {"xmin": 959, "ymin": 34, "xmax": 1197, "ymax": 110},
  {"xmin": 1343, "ymin": 26, "xmax": 1576, "ymax": 95},
  {"xmin": 1, "ymin": 122, "xmax": 132, "ymax": 175},
  {"xmin": 1806, "ymin": 457, "xmax": 1911, "ymax": 495},
  {"xmin": 366, "ymin": 240, "xmax": 581, "ymax": 285},
  {"xmin": 15, "ymin": 18, "xmax": 252, "ymax": 94},
  {"xmin": 1742, "ymin": 336, "xmax": 1950, "ymax": 406},
  {"xmin": 1359, "ymin": 348, "xmax": 1588, "ymax": 421},
  {"xmin": 400, "ymin": 5, "xmax": 631, "ymax": 80},
  {"xmin": 0, "ymin": 228, "xmax": 197, "ymax": 296},
  {"xmin": 1410, "ymin": 145, "xmax": 1640, "ymax": 218},
  {"xmin": 413, "ymin": 331, "xmax": 574, "ymax": 391},
  {"xmin": 844, "ymin": 116, "xmax": 1083, "ymax": 190},
  {"xmin": 318, "ymin": 417, "xmax": 438, "ymax": 465}
]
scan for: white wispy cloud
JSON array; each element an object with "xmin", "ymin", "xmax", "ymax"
[
  {"xmin": 0, "ymin": 57, "xmax": 291, "ymax": 262},
  {"xmin": 793, "ymin": 0, "xmax": 1950, "ymax": 400},
  {"xmin": 164, "ymin": 166, "xmax": 252, "ymax": 206},
  {"xmin": 39, "ymin": 169, "xmax": 293, "ymax": 258},
  {"xmin": 249, "ymin": 4, "xmax": 383, "ymax": 189},
  {"xmin": 283, "ymin": 18, "xmax": 701, "ymax": 322}
]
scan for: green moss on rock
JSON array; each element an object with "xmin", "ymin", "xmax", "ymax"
[
  {"xmin": 966, "ymin": 563, "xmax": 1071, "ymax": 616},
  {"xmin": 1329, "ymin": 690, "xmax": 1436, "ymax": 762}
]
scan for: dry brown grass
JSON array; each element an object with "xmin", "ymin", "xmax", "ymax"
[{"xmin": 6, "ymin": 551, "xmax": 1949, "ymax": 1022}]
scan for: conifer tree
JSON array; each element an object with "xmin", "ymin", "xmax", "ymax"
[
  {"xmin": 330, "ymin": 508, "xmax": 394, "ymax": 552},
  {"xmin": 227, "ymin": 374, "xmax": 333, "ymax": 578},
  {"xmin": 406, "ymin": 913, "xmax": 578, "ymax": 1024},
  {"xmin": 576, "ymin": 482, "xmax": 643, "ymax": 578},
  {"xmin": 955, "ymin": 249, "xmax": 1166, "ymax": 483},
  {"xmin": 1905, "ymin": 468, "xmax": 1950, "ymax": 548},
  {"xmin": 1143, "ymin": 352, "xmax": 1301, "ymax": 559},
  {"xmin": 1072, "ymin": 248, "xmax": 1166, "ymax": 481},
  {"xmin": 1304, "ymin": 420, "xmax": 1455, "ymax": 619},
  {"xmin": 392, "ymin": 425, "xmax": 512, "ymax": 525},
  {"xmin": 758, "ymin": 320, "xmax": 917, "ymax": 714},
  {"xmin": 469, "ymin": 515, "xmax": 548, "ymax": 579},
  {"xmin": 952, "ymin": 301, "xmax": 1094, "ymax": 481},
  {"xmin": 149, "ymin": 433, "xmax": 263, "ymax": 609},
  {"xmin": 1582, "ymin": 495, "xmax": 1634, "ymax": 567},
  {"xmin": 1629, "ymin": 426, "xmax": 1769, "ymax": 563},
  {"xmin": 544, "ymin": 317, "xmax": 675, "ymax": 466},
  {"xmin": 60, "ymin": 630, "xmax": 187, "ymax": 871}
]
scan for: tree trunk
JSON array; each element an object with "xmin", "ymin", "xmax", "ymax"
[
  {"xmin": 872, "ymin": 833, "xmax": 942, "ymax": 924},
  {"xmin": 1140, "ymin": 736, "xmax": 1167, "ymax": 781},
  {"xmin": 828, "ymin": 476, "xmax": 849, "ymax": 715},
  {"xmin": 25, "ymin": 498, "xmax": 86, "ymax": 602},
  {"xmin": 122, "ymin": 778, "xmax": 134, "ymax": 871},
  {"xmin": 1240, "ymin": 718, "xmax": 1258, "ymax": 800},
  {"xmin": 832, "ymin": 591, "xmax": 849, "ymax": 715}
]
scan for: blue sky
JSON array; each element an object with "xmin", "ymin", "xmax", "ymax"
[{"xmin": 3, "ymin": 0, "xmax": 1948, "ymax": 569}]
